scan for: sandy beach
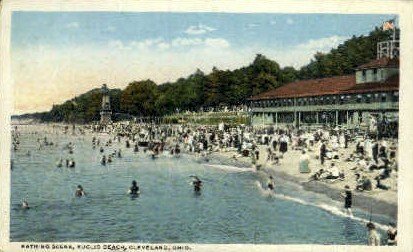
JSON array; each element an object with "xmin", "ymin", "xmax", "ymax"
[{"xmin": 208, "ymin": 142, "xmax": 398, "ymax": 219}]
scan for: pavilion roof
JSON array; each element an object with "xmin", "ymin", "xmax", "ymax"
[
  {"xmin": 250, "ymin": 74, "xmax": 399, "ymax": 101},
  {"xmin": 355, "ymin": 57, "xmax": 399, "ymax": 70}
]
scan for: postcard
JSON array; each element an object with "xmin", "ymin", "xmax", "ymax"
[{"xmin": 1, "ymin": 1, "xmax": 413, "ymax": 251}]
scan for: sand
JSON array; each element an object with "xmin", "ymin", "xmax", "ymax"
[{"xmin": 210, "ymin": 143, "xmax": 398, "ymax": 219}]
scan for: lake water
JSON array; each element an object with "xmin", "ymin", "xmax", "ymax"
[{"xmin": 10, "ymin": 125, "xmax": 393, "ymax": 244}]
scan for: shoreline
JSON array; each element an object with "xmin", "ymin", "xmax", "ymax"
[
  {"xmin": 14, "ymin": 123, "xmax": 397, "ymax": 219},
  {"xmin": 205, "ymin": 148, "xmax": 397, "ymax": 220},
  {"xmin": 272, "ymin": 169, "xmax": 397, "ymax": 219}
]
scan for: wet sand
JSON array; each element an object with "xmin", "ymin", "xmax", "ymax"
[{"xmin": 210, "ymin": 143, "xmax": 398, "ymax": 219}]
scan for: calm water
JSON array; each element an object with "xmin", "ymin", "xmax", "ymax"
[{"xmin": 10, "ymin": 125, "xmax": 393, "ymax": 244}]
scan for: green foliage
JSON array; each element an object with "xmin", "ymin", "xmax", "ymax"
[
  {"xmin": 299, "ymin": 27, "xmax": 394, "ymax": 79},
  {"xmin": 121, "ymin": 80, "xmax": 159, "ymax": 116},
  {"xmin": 17, "ymin": 25, "xmax": 394, "ymax": 123}
]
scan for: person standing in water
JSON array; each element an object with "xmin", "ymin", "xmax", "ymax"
[
  {"xmin": 267, "ymin": 175, "xmax": 275, "ymax": 191},
  {"xmin": 367, "ymin": 222, "xmax": 381, "ymax": 246},
  {"xmin": 340, "ymin": 185, "xmax": 353, "ymax": 216},
  {"xmin": 192, "ymin": 176, "xmax": 203, "ymax": 192},
  {"xmin": 21, "ymin": 199, "xmax": 30, "ymax": 209},
  {"xmin": 75, "ymin": 185, "xmax": 86, "ymax": 197},
  {"xmin": 387, "ymin": 222, "xmax": 397, "ymax": 246},
  {"xmin": 128, "ymin": 180, "xmax": 140, "ymax": 195}
]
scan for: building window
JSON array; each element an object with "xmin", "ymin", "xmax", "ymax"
[
  {"xmin": 357, "ymin": 94, "xmax": 362, "ymax": 103},
  {"xmin": 373, "ymin": 68, "xmax": 378, "ymax": 82},
  {"xmin": 393, "ymin": 92, "xmax": 399, "ymax": 102},
  {"xmin": 381, "ymin": 93, "xmax": 387, "ymax": 102},
  {"xmin": 362, "ymin": 70, "xmax": 367, "ymax": 81},
  {"xmin": 340, "ymin": 95, "xmax": 344, "ymax": 104},
  {"xmin": 366, "ymin": 94, "xmax": 372, "ymax": 103}
]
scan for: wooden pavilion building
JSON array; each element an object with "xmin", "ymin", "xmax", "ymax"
[{"xmin": 249, "ymin": 39, "xmax": 400, "ymax": 131}]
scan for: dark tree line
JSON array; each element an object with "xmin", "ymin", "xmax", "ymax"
[{"xmin": 15, "ymin": 26, "xmax": 394, "ymax": 123}]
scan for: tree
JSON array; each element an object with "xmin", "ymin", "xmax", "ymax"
[{"xmin": 121, "ymin": 80, "xmax": 159, "ymax": 116}]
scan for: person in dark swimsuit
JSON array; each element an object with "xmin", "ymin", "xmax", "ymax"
[
  {"xmin": 341, "ymin": 185, "xmax": 353, "ymax": 216},
  {"xmin": 267, "ymin": 176, "xmax": 275, "ymax": 191},
  {"xmin": 192, "ymin": 177, "xmax": 203, "ymax": 192},
  {"xmin": 387, "ymin": 222, "xmax": 397, "ymax": 246},
  {"xmin": 75, "ymin": 185, "xmax": 85, "ymax": 197},
  {"xmin": 129, "ymin": 180, "xmax": 140, "ymax": 195}
]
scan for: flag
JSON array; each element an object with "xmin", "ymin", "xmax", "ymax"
[{"xmin": 382, "ymin": 20, "xmax": 395, "ymax": 31}]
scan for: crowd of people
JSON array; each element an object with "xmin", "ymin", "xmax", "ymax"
[{"xmin": 11, "ymin": 121, "xmax": 398, "ymax": 245}]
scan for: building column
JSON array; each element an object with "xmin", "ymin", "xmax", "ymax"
[
  {"xmin": 346, "ymin": 110, "xmax": 349, "ymax": 127},
  {"xmin": 316, "ymin": 111, "xmax": 319, "ymax": 124},
  {"xmin": 335, "ymin": 110, "xmax": 339, "ymax": 126},
  {"xmin": 275, "ymin": 112, "xmax": 278, "ymax": 127},
  {"xmin": 294, "ymin": 111, "xmax": 297, "ymax": 128},
  {"xmin": 298, "ymin": 111, "xmax": 301, "ymax": 129}
]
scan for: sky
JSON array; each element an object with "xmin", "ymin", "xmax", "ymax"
[{"xmin": 11, "ymin": 12, "xmax": 396, "ymax": 114}]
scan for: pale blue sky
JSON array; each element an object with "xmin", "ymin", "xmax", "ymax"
[
  {"xmin": 11, "ymin": 12, "xmax": 396, "ymax": 114},
  {"xmin": 12, "ymin": 12, "xmax": 395, "ymax": 50}
]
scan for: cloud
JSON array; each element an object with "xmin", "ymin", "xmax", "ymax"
[
  {"xmin": 184, "ymin": 24, "xmax": 216, "ymax": 35},
  {"xmin": 204, "ymin": 38, "xmax": 230, "ymax": 48},
  {"xmin": 66, "ymin": 22, "xmax": 79, "ymax": 29},
  {"xmin": 110, "ymin": 37, "xmax": 230, "ymax": 51},
  {"xmin": 129, "ymin": 38, "xmax": 163, "ymax": 49},
  {"xmin": 13, "ymin": 35, "xmax": 347, "ymax": 114},
  {"xmin": 297, "ymin": 35, "xmax": 348, "ymax": 52},
  {"xmin": 108, "ymin": 40, "xmax": 133, "ymax": 50},
  {"xmin": 264, "ymin": 35, "xmax": 349, "ymax": 68},
  {"xmin": 171, "ymin": 37, "xmax": 203, "ymax": 47},
  {"xmin": 157, "ymin": 42, "xmax": 170, "ymax": 50}
]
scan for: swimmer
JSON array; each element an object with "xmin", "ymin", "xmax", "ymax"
[
  {"xmin": 21, "ymin": 199, "xmax": 30, "ymax": 209},
  {"xmin": 267, "ymin": 175, "xmax": 275, "ymax": 191},
  {"xmin": 68, "ymin": 158, "xmax": 76, "ymax": 168},
  {"xmin": 191, "ymin": 176, "xmax": 203, "ymax": 192},
  {"xmin": 56, "ymin": 158, "xmax": 63, "ymax": 168},
  {"xmin": 75, "ymin": 185, "xmax": 86, "ymax": 197},
  {"xmin": 128, "ymin": 180, "xmax": 140, "ymax": 195}
]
